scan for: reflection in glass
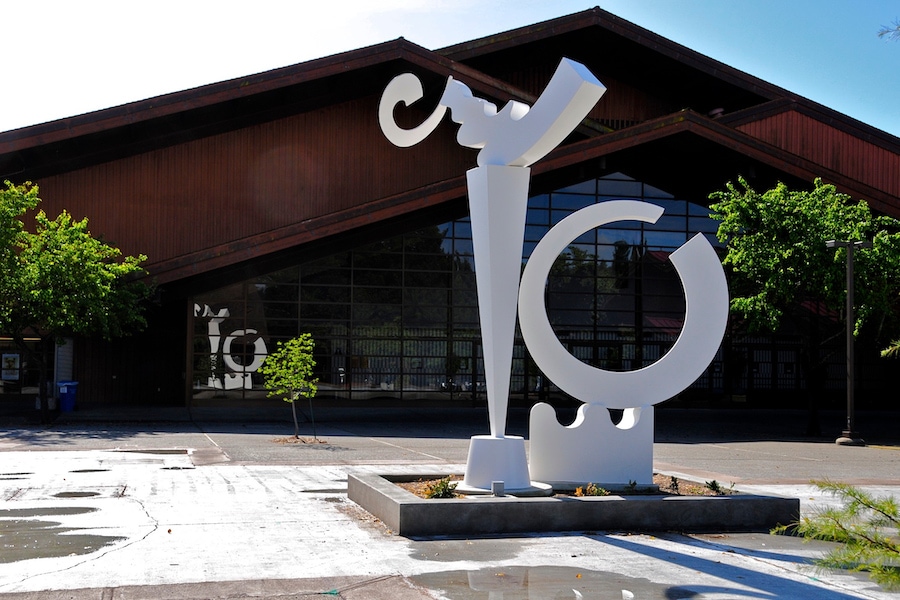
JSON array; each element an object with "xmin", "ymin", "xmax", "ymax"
[{"xmin": 190, "ymin": 172, "xmax": 721, "ymax": 403}]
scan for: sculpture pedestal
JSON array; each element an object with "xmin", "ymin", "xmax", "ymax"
[
  {"xmin": 529, "ymin": 403, "xmax": 654, "ymax": 487},
  {"xmin": 458, "ymin": 435, "xmax": 549, "ymax": 496}
]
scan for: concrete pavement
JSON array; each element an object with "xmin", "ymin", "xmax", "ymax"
[{"xmin": 0, "ymin": 406, "xmax": 897, "ymax": 598}]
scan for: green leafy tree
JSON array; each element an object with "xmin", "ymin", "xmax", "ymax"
[
  {"xmin": 0, "ymin": 181, "xmax": 151, "ymax": 421},
  {"xmin": 774, "ymin": 481, "xmax": 900, "ymax": 590},
  {"xmin": 710, "ymin": 178, "xmax": 900, "ymax": 432},
  {"xmin": 258, "ymin": 334, "xmax": 319, "ymax": 439}
]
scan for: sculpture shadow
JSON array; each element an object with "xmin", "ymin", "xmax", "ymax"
[{"xmin": 593, "ymin": 532, "xmax": 870, "ymax": 599}]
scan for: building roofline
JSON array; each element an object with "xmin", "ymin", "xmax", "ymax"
[
  {"xmin": 438, "ymin": 7, "xmax": 785, "ymax": 101},
  {"xmin": 0, "ymin": 40, "xmax": 549, "ymax": 181},
  {"xmin": 538, "ymin": 109, "xmax": 899, "ymax": 214},
  {"xmin": 5, "ymin": 7, "xmax": 898, "ymax": 168},
  {"xmin": 440, "ymin": 6, "xmax": 900, "ymax": 145},
  {"xmin": 720, "ymin": 99, "xmax": 900, "ymax": 155},
  {"xmin": 0, "ymin": 39, "xmax": 427, "ymax": 151}
]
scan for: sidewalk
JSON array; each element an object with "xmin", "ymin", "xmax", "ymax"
[{"xmin": 0, "ymin": 407, "xmax": 898, "ymax": 599}]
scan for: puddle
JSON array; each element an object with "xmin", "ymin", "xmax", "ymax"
[
  {"xmin": 1, "ymin": 508, "xmax": 96, "ymax": 518},
  {"xmin": 53, "ymin": 491, "xmax": 101, "ymax": 498},
  {"xmin": 0, "ymin": 507, "xmax": 124, "ymax": 563},
  {"xmin": 410, "ymin": 566, "xmax": 694, "ymax": 599}
]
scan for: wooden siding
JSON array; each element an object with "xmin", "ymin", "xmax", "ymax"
[
  {"xmin": 737, "ymin": 111, "xmax": 900, "ymax": 198},
  {"xmin": 33, "ymin": 95, "xmax": 474, "ymax": 273}
]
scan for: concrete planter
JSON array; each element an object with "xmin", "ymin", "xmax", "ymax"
[{"xmin": 348, "ymin": 472, "xmax": 800, "ymax": 538}]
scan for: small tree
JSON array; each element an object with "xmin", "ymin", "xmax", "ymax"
[
  {"xmin": 710, "ymin": 177, "xmax": 900, "ymax": 433},
  {"xmin": 774, "ymin": 481, "xmax": 900, "ymax": 590},
  {"xmin": 0, "ymin": 181, "xmax": 150, "ymax": 421},
  {"xmin": 258, "ymin": 334, "xmax": 318, "ymax": 439}
]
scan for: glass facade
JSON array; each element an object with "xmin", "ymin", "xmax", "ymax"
[{"xmin": 190, "ymin": 173, "xmax": 727, "ymax": 406}]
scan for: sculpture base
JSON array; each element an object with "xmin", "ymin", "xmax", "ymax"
[
  {"xmin": 348, "ymin": 472, "xmax": 802, "ymax": 537},
  {"xmin": 529, "ymin": 403, "xmax": 654, "ymax": 485},
  {"xmin": 461, "ymin": 435, "xmax": 548, "ymax": 495}
]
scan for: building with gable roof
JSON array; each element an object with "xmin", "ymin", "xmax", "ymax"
[{"xmin": 1, "ymin": 8, "xmax": 898, "ymax": 413}]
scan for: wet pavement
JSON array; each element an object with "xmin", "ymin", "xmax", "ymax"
[{"xmin": 0, "ymin": 406, "xmax": 897, "ymax": 598}]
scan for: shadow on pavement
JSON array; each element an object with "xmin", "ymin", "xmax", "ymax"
[{"xmin": 597, "ymin": 533, "xmax": 871, "ymax": 599}]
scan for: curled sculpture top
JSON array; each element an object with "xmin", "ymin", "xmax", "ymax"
[{"xmin": 378, "ymin": 58, "xmax": 607, "ymax": 167}]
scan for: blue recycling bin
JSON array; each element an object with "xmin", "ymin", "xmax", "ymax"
[{"xmin": 58, "ymin": 381, "xmax": 79, "ymax": 412}]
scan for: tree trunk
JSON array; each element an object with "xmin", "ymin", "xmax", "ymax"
[
  {"xmin": 39, "ymin": 335, "xmax": 52, "ymax": 424},
  {"xmin": 290, "ymin": 390, "xmax": 300, "ymax": 439}
]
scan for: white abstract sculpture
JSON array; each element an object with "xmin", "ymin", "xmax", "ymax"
[
  {"xmin": 519, "ymin": 201, "xmax": 729, "ymax": 485},
  {"xmin": 379, "ymin": 58, "xmax": 729, "ymax": 492},
  {"xmin": 380, "ymin": 59, "xmax": 606, "ymax": 492}
]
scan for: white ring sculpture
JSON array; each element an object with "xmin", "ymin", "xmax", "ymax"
[{"xmin": 518, "ymin": 200, "xmax": 729, "ymax": 409}]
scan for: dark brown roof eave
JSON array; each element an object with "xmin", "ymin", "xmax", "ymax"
[
  {"xmin": 537, "ymin": 109, "xmax": 900, "ymax": 215},
  {"xmin": 721, "ymin": 99, "xmax": 900, "ymax": 154},
  {"xmin": 437, "ymin": 7, "xmax": 784, "ymax": 102},
  {"xmin": 0, "ymin": 38, "xmax": 433, "ymax": 153},
  {"xmin": 439, "ymin": 5, "xmax": 898, "ymax": 149},
  {"xmin": 0, "ymin": 40, "xmax": 552, "ymax": 181}
]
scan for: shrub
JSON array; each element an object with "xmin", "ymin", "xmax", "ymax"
[
  {"xmin": 773, "ymin": 480, "xmax": 900, "ymax": 590},
  {"xmin": 574, "ymin": 483, "xmax": 610, "ymax": 497},
  {"xmin": 424, "ymin": 476, "xmax": 458, "ymax": 499}
]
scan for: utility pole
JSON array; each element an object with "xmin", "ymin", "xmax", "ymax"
[{"xmin": 826, "ymin": 239, "xmax": 871, "ymax": 446}]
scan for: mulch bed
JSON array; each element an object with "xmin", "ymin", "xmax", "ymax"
[{"xmin": 397, "ymin": 473, "xmax": 733, "ymax": 498}]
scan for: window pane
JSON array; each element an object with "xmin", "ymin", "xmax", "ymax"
[{"xmin": 354, "ymin": 270, "xmax": 402, "ymax": 287}]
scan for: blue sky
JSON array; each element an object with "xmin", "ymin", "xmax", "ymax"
[{"xmin": 4, "ymin": 1, "xmax": 900, "ymax": 137}]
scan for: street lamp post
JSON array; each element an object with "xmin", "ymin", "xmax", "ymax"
[{"xmin": 826, "ymin": 239, "xmax": 871, "ymax": 447}]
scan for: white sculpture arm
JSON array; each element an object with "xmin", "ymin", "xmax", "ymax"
[
  {"xmin": 443, "ymin": 59, "xmax": 606, "ymax": 167},
  {"xmin": 378, "ymin": 73, "xmax": 448, "ymax": 147},
  {"xmin": 378, "ymin": 58, "xmax": 606, "ymax": 167}
]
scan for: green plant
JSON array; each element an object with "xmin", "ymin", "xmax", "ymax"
[
  {"xmin": 424, "ymin": 476, "xmax": 458, "ymax": 499},
  {"xmin": 773, "ymin": 480, "xmax": 900, "ymax": 590},
  {"xmin": 258, "ymin": 334, "xmax": 319, "ymax": 439},
  {"xmin": 669, "ymin": 476, "xmax": 680, "ymax": 494},
  {"xmin": 0, "ymin": 181, "xmax": 151, "ymax": 421},
  {"xmin": 710, "ymin": 178, "xmax": 900, "ymax": 434},
  {"xmin": 575, "ymin": 483, "xmax": 610, "ymax": 497},
  {"xmin": 705, "ymin": 480, "xmax": 724, "ymax": 495}
]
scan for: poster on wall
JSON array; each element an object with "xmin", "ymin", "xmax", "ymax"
[{"xmin": 2, "ymin": 354, "xmax": 20, "ymax": 380}]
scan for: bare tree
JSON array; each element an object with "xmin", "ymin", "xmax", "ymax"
[{"xmin": 878, "ymin": 20, "xmax": 900, "ymax": 41}]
